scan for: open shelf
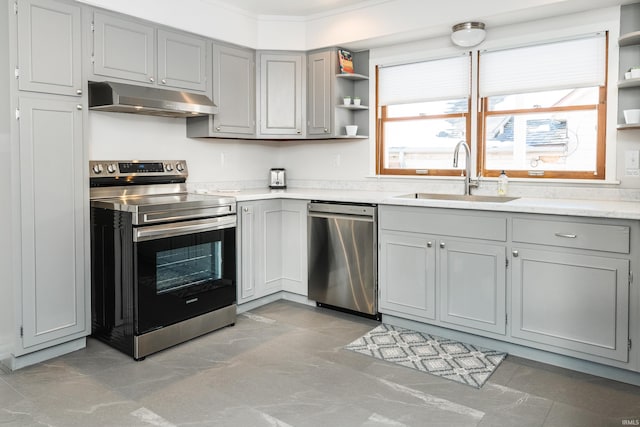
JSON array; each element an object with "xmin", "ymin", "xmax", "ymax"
[
  {"xmin": 619, "ymin": 31, "xmax": 640, "ymax": 46},
  {"xmin": 617, "ymin": 123, "xmax": 640, "ymax": 130},
  {"xmin": 618, "ymin": 78, "xmax": 640, "ymax": 88},
  {"xmin": 336, "ymin": 72, "xmax": 369, "ymax": 81},
  {"xmin": 336, "ymin": 104, "xmax": 369, "ymax": 110}
]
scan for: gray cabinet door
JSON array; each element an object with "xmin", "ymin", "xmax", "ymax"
[
  {"xmin": 18, "ymin": 96, "xmax": 87, "ymax": 350},
  {"xmin": 212, "ymin": 44, "xmax": 255, "ymax": 135},
  {"xmin": 238, "ymin": 200, "xmax": 283, "ymax": 304},
  {"xmin": 511, "ymin": 248, "xmax": 629, "ymax": 362},
  {"xmin": 17, "ymin": 0, "xmax": 81, "ymax": 96},
  {"xmin": 439, "ymin": 239, "xmax": 506, "ymax": 335},
  {"xmin": 379, "ymin": 231, "xmax": 437, "ymax": 320},
  {"xmin": 239, "ymin": 202, "xmax": 256, "ymax": 302},
  {"xmin": 307, "ymin": 50, "xmax": 332, "ymax": 136},
  {"xmin": 157, "ymin": 29, "xmax": 207, "ymax": 92},
  {"xmin": 281, "ymin": 200, "xmax": 308, "ymax": 296},
  {"xmin": 92, "ymin": 12, "xmax": 155, "ymax": 84},
  {"xmin": 259, "ymin": 52, "xmax": 304, "ymax": 136}
]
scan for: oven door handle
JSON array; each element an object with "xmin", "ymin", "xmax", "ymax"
[{"xmin": 133, "ymin": 215, "xmax": 236, "ymax": 242}]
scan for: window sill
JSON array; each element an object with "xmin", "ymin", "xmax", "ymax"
[{"xmin": 366, "ymin": 174, "xmax": 621, "ymax": 186}]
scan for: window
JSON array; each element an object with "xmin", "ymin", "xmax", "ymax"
[
  {"xmin": 377, "ymin": 55, "xmax": 471, "ymax": 175},
  {"xmin": 375, "ymin": 33, "xmax": 608, "ymax": 180},
  {"xmin": 478, "ymin": 34, "xmax": 607, "ymax": 179}
]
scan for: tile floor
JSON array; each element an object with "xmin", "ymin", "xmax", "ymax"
[{"xmin": 1, "ymin": 300, "xmax": 639, "ymax": 426}]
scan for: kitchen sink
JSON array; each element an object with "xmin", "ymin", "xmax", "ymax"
[{"xmin": 395, "ymin": 193, "xmax": 520, "ymax": 203}]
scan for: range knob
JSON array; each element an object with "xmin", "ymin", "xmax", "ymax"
[
  {"xmin": 165, "ymin": 163, "xmax": 174, "ymax": 172},
  {"xmin": 176, "ymin": 163, "xmax": 185, "ymax": 172},
  {"xmin": 107, "ymin": 163, "xmax": 117, "ymax": 174},
  {"xmin": 92, "ymin": 163, "xmax": 103, "ymax": 174}
]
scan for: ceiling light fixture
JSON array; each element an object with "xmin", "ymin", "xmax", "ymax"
[{"xmin": 451, "ymin": 22, "xmax": 486, "ymax": 47}]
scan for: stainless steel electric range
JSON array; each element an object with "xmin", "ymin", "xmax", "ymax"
[{"xmin": 89, "ymin": 160, "xmax": 236, "ymax": 360}]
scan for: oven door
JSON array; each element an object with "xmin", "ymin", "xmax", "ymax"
[{"xmin": 133, "ymin": 216, "xmax": 236, "ymax": 334}]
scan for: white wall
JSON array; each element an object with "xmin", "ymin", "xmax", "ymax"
[{"xmin": 87, "ymin": 112, "xmax": 280, "ymax": 185}]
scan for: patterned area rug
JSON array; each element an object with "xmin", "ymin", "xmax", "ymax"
[{"xmin": 345, "ymin": 324, "xmax": 507, "ymax": 388}]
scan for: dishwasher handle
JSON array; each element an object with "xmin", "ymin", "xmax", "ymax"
[{"xmin": 308, "ymin": 211, "xmax": 375, "ymax": 222}]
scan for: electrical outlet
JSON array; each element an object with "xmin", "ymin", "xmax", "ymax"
[{"xmin": 625, "ymin": 150, "xmax": 639, "ymax": 176}]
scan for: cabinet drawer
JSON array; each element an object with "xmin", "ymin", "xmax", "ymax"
[
  {"xmin": 380, "ymin": 206, "xmax": 506, "ymax": 241},
  {"xmin": 512, "ymin": 218, "xmax": 630, "ymax": 254}
]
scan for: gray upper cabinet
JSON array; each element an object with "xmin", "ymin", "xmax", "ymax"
[
  {"xmin": 91, "ymin": 11, "xmax": 208, "ymax": 92},
  {"xmin": 307, "ymin": 50, "xmax": 332, "ymax": 137},
  {"xmin": 17, "ymin": 0, "xmax": 82, "ymax": 96},
  {"xmin": 210, "ymin": 43, "xmax": 254, "ymax": 135},
  {"xmin": 187, "ymin": 43, "xmax": 255, "ymax": 138},
  {"xmin": 157, "ymin": 29, "xmax": 207, "ymax": 92},
  {"xmin": 258, "ymin": 52, "xmax": 304, "ymax": 137},
  {"xmin": 92, "ymin": 11, "xmax": 155, "ymax": 84}
]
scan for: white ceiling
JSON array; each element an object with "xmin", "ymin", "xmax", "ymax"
[{"xmin": 205, "ymin": 0, "xmax": 377, "ymax": 17}]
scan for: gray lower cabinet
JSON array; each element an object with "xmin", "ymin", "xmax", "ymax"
[
  {"xmin": 378, "ymin": 205, "xmax": 507, "ymax": 335},
  {"xmin": 238, "ymin": 199, "xmax": 308, "ymax": 304},
  {"xmin": 258, "ymin": 52, "xmax": 304, "ymax": 137},
  {"xmin": 307, "ymin": 50, "xmax": 332, "ymax": 137},
  {"xmin": 16, "ymin": 0, "xmax": 82, "ymax": 96},
  {"xmin": 16, "ymin": 95, "xmax": 88, "ymax": 353},
  {"xmin": 439, "ymin": 238, "xmax": 506, "ymax": 335},
  {"xmin": 511, "ymin": 248, "xmax": 629, "ymax": 362},
  {"xmin": 379, "ymin": 230, "xmax": 436, "ymax": 320},
  {"xmin": 380, "ymin": 205, "xmax": 636, "ymax": 369}
]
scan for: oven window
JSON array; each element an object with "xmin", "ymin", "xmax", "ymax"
[{"xmin": 156, "ymin": 242, "xmax": 222, "ymax": 294}]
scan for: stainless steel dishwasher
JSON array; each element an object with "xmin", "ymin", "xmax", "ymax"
[{"xmin": 307, "ymin": 202, "xmax": 379, "ymax": 318}]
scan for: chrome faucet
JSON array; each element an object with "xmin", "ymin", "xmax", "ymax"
[{"xmin": 452, "ymin": 141, "xmax": 478, "ymax": 195}]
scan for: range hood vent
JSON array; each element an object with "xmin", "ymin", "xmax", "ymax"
[{"xmin": 88, "ymin": 81, "xmax": 218, "ymax": 118}]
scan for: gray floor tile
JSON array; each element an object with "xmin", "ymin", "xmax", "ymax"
[{"xmin": 0, "ymin": 300, "xmax": 639, "ymax": 427}]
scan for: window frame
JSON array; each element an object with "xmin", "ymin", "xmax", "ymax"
[
  {"xmin": 375, "ymin": 33, "xmax": 609, "ymax": 180},
  {"xmin": 477, "ymin": 34, "xmax": 608, "ymax": 180}
]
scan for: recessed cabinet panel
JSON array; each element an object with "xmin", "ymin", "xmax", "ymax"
[
  {"xmin": 213, "ymin": 44, "xmax": 255, "ymax": 134},
  {"xmin": 259, "ymin": 53, "xmax": 303, "ymax": 136},
  {"xmin": 17, "ymin": 0, "xmax": 81, "ymax": 96},
  {"xmin": 93, "ymin": 12, "xmax": 155, "ymax": 84},
  {"xmin": 307, "ymin": 51, "xmax": 332, "ymax": 136},
  {"xmin": 157, "ymin": 29, "xmax": 207, "ymax": 92},
  {"xmin": 379, "ymin": 231, "xmax": 436, "ymax": 320},
  {"xmin": 263, "ymin": 206, "xmax": 283, "ymax": 294},
  {"xmin": 511, "ymin": 248, "xmax": 629, "ymax": 362},
  {"xmin": 239, "ymin": 203, "xmax": 255, "ymax": 300},
  {"xmin": 439, "ymin": 240, "xmax": 506, "ymax": 335},
  {"xmin": 19, "ymin": 97, "xmax": 86, "ymax": 349}
]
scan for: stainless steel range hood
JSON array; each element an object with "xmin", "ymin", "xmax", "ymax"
[{"xmin": 88, "ymin": 81, "xmax": 218, "ymax": 118}]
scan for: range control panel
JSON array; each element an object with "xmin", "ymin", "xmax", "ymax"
[{"xmin": 89, "ymin": 160, "xmax": 188, "ymax": 179}]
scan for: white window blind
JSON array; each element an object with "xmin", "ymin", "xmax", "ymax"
[
  {"xmin": 378, "ymin": 55, "xmax": 471, "ymax": 105},
  {"xmin": 479, "ymin": 34, "xmax": 606, "ymax": 98}
]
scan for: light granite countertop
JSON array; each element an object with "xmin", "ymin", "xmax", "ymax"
[{"xmin": 194, "ymin": 187, "xmax": 640, "ymax": 220}]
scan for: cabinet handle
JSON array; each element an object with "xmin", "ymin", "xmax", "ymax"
[
  {"xmin": 512, "ymin": 250, "xmax": 519, "ymax": 257},
  {"xmin": 439, "ymin": 242, "xmax": 445, "ymax": 249},
  {"xmin": 243, "ymin": 207, "xmax": 249, "ymax": 213},
  {"xmin": 427, "ymin": 241, "xmax": 432, "ymax": 248},
  {"xmin": 161, "ymin": 79, "xmax": 167, "ymax": 84},
  {"xmin": 76, "ymin": 89, "xmax": 82, "ymax": 95},
  {"xmin": 324, "ymin": 128, "xmax": 328, "ymax": 133},
  {"xmin": 216, "ymin": 127, "xmax": 221, "ymax": 131},
  {"xmin": 76, "ymin": 104, "xmax": 83, "ymax": 110},
  {"xmin": 149, "ymin": 77, "xmax": 155, "ymax": 83},
  {"xmin": 555, "ymin": 233, "xmax": 577, "ymax": 239},
  {"xmin": 296, "ymin": 130, "xmax": 301, "ymax": 134}
]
